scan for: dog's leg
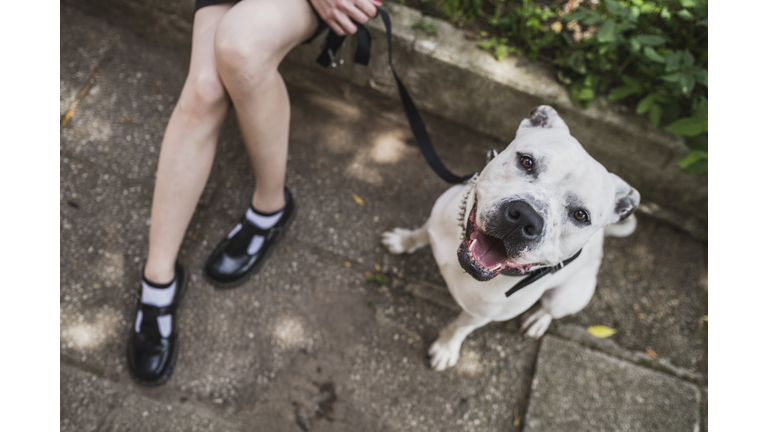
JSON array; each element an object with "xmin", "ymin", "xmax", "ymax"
[
  {"xmin": 429, "ymin": 311, "xmax": 491, "ymax": 371},
  {"xmin": 520, "ymin": 272, "xmax": 597, "ymax": 339},
  {"xmin": 381, "ymin": 223, "xmax": 430, "ymax": 255}
]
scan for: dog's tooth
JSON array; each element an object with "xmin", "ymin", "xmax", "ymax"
[
  {"xmin": 470, "ymin": 239, "xmax": 477, "ymax": 252},
  {"xmin": 490, "ymin": 263, "xmax": 502, "ymax": 271}
]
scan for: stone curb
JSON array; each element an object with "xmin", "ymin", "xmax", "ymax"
[
  {"xmin": 62, "ymin": 0, "xmax": 707, "ymax": 240},
  {"xmin": 524, "ymin": 336, "xmax": 701, "ymax": 432},
  {"xmin": 404, "ymin": 281, "xmax": 705, "ymax": 386},
  {"xmin": 550, "ymin": 323, "xmax": 705, "ymax": 385}
]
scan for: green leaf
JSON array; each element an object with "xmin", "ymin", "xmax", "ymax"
[
  {"xmin": 635, "ymin": 35, "xmax": 666, "ymax": 46},
  {"xmin": 584, "ymin": 74, "xmax": 595, "ymax": 87},
  {"xmin": 679, "ymin": 0, "xmax": 696, "ymax": 7},
  {"xmin": 679, "ymin": 74, "xmax": 695, "ymax": 95},
  {"xmin": 562, "ymin": 10, "xmax": 587, "ymax": 22},
  {"xmin": 696, "ymin": 19, "xmax": 708, "ymax": 27},
  {"xmin": 577, "ymin": 88, "xmax": 595, "ymax": 101},
  {"xmin": 477, "ymin": 40, "xmax": 495, "ymax": 50},
  {"xmin": 665, "ymin": 51, "xmax": 681, "ymax": 72},
  {"xmin": 661, "ymin": 72, "xmax": 681, "ymax": 83},
  {"xmin": 664, "ymin": 115, "xmax": 708, "ymax": 136},
  {"xmin": 654, "ymin": 94, "xmax": 675, "ymax": 104},
  {"xmin": 604, "ymin": 0, "xmax": 622, "ymax": 15},
  {"xmin": 681, "ymin": 159, "xmax": 707, "ymax": 175},
  {"xmin": 636, "ymin": 94, "xmax": 656, "ymax": 114},
  {"xmin": 643, "ymin": 46, "xmax": 666, "ymax": 63},
  {"xmin": 621, "ymin": 76, "xmax": 642, "ymax": 89},
  {"xmin": 616, "ymin": 22, "xmax": 636, "ymax": 33},
  {"xmin": 648, "ymin": 104, "xmax": 662, "ymax": 128},
  {"xmin": 677, "ymin": 9, "xmax": 694, "ymax": 20},
  {"xmin": 630, "ymin": 38, "xmax": 642, "ymax": 52},
  {"xmin": 608, "ymin": 86, "xmax": 641, "ymax": 101},
  {"xmin": 681, "ymin": 50, "xmax": 695, "ymax": 68},
  {"xmin": 494, "ymin": 44, "xmax": 509, "ymax": 61},
  {"xmin": 640, "ymin": 2, "xmax": 657, "ymax": 14},
  {"xmin": 697, "ymin": 97, "xmax": 708, "ymax": 114},
  {"xmin": 568, "ymin": 52, "xmax": 587, "ymax": 75},
  {"xmin": 583, "ymin": 10, "xmax": 604, "ymax": 25},
  {"xmin": 677, "ymin": 150, "xmax": 708, "ymax": 174},
  {"xmin": 660, "ymin": 7, "xmax": 672, "ymax": 19},
  {"xmin": 685, "ymin": 134, "xmax": 708, "ymax": 152},
  {"xmin": 597, "ymin": 19, "xmax": 617, "ymax": 43}
]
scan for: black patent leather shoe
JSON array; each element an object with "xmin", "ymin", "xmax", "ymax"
[
  {"xmin": 205, "ymin": 188, "xmax": 297, "ymax": 288},
  {"xmin": 127, "ymin": 262, "xmax": 188, "ymax": 386}
]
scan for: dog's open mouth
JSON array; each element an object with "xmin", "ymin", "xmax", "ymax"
[{"xmin": 457, "ymin": 202, "xmax": 535, "ymax": 281}]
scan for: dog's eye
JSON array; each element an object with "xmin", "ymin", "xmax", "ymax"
[
  {"xmin": 521, "ymin": 156, "xmax": 534, "ymax": 170},
  {"xmin": 573, "ymin": 210, "xmax": 588, "ymax": 222}
]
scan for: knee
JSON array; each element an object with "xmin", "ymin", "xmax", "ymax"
[
  {"xmin": 177, "ymin": 70, "xmax": 228, "ymax": 117},
  {"xmin": 213, "ymin": 16, "xmax": 280, "ymax": 86}
]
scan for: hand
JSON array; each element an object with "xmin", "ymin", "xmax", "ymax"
[{"xmin": 310, "ymin": 0, "xmax": 381, "ymax": 36}]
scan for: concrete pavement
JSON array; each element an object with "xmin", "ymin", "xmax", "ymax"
[{"xmin": 60, "ymin": 6, "xmax": 707, "ymax": 431}]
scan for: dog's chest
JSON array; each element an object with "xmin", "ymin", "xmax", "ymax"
[{"xmin": 426, "ymin": 185, "xmax": 603, "ymax": 321}]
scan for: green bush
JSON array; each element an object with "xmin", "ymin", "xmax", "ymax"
[{"xmin": 413, "ymin": 0, "xmax": 708, "ymax": 174}]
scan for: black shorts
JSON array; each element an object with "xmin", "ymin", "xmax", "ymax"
[{"xmin": 193, "ymin": 0, "xmax": 329, "ymax": 44}]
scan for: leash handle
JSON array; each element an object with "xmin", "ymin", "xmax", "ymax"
[{"xmin": 316, "ymin": 8, "xmax": 474, "ymax": 184}]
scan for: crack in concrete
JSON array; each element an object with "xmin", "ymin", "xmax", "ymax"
[{"xmin": 61, "ymin": 53, "xmax": 113, "ymax": 129}]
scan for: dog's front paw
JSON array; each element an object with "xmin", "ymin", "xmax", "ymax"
[
  {"xmin": 520, "ymin": 307, "xmax": 553, "ymax": 339},
  {"xmin": 381, "ymin": 228, "xmax": 418, "ymax": 255},
  {"xmin": 428, "ymin": 339, "xmax": 461, "ymax": 371}
]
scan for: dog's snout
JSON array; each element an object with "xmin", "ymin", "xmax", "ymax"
[{"xmin": 505, "ymin": 201, "xmax": 544, "ymax": 240}]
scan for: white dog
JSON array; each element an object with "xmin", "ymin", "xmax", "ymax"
[{"xmin": 382, "ymin": 106, "xmax": 640, "ymax": 371}]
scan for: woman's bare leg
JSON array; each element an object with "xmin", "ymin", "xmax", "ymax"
[
  {"xmin": 213, "ymin": 0, "xmax": 320, "ymax": 213},
  {"xmin": 143, "ymin": 2, "xmax": 236, "ymax": 283}
]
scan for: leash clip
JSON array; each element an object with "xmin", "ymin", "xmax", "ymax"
[{"xmin": 329, "ymin": 39, "xmax": 347, "ymax": 68}]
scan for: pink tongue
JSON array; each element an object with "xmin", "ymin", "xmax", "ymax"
[{"xmin": 473, "ymin": 231, "xmax": 507, "ymax": 269}]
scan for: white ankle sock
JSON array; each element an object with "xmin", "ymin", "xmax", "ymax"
[
  {"xmin": 246, "ymin": 207, "xmax": 284, "ymax": 228},
  {"xmin": 134, "ymin": 275, "xmax": 176, "ymax": 338},
  {"xmin": 227, "ymin": 206, "xmax": 284, "ymax": 256}
]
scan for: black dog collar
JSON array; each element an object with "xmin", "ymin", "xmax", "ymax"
[{"xmin": 504, "ymin": 249, "xmax": 583, "ymax": 297}]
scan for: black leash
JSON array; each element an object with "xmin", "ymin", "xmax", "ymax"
[
  {"xmin": 316, "ymin": 8, "xmax": 474, "ymax": 184},
  {"xmin": 504, "ymin": 249, "xmax": 582, "ymax": 297}
]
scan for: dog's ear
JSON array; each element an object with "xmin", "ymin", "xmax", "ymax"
[
  {"xmin": 610, "ymin": 173, "xmax": 641, "ymax": 223},
  {"xmin": 517, "ymin": 106, "xmax": 569, "ymax": 132}
]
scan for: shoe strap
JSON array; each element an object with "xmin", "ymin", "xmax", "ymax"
[
  {"xmin": 240, "ymin": 215, "xmax": 283, "ymax": 241},
  {"xmin": 140, "ymin": 302, "xmax": 177, "ymax": 318}
]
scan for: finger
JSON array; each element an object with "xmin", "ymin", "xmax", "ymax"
[
  {"xmin": 340, "ymin": 4, "xmax": 370, "ymax": 25},
  {"xmin": 317, "ymin": 8, "xmax": 345, "ymax": 35},
  {"xmin": 353, "ymin": 0, "xmax": 378, "ymax": 18},
  {"xmin": 327, "ymin": 19, "xmax": 347, "ymax": 36},
  {"xmin": 335, "ymin": 12, "xmax": 358, "ymax": 34}
]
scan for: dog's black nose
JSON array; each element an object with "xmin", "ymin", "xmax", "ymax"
[{"xmin": 505, "ymin": 201, "xmax": 544, "ymax": 240}]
